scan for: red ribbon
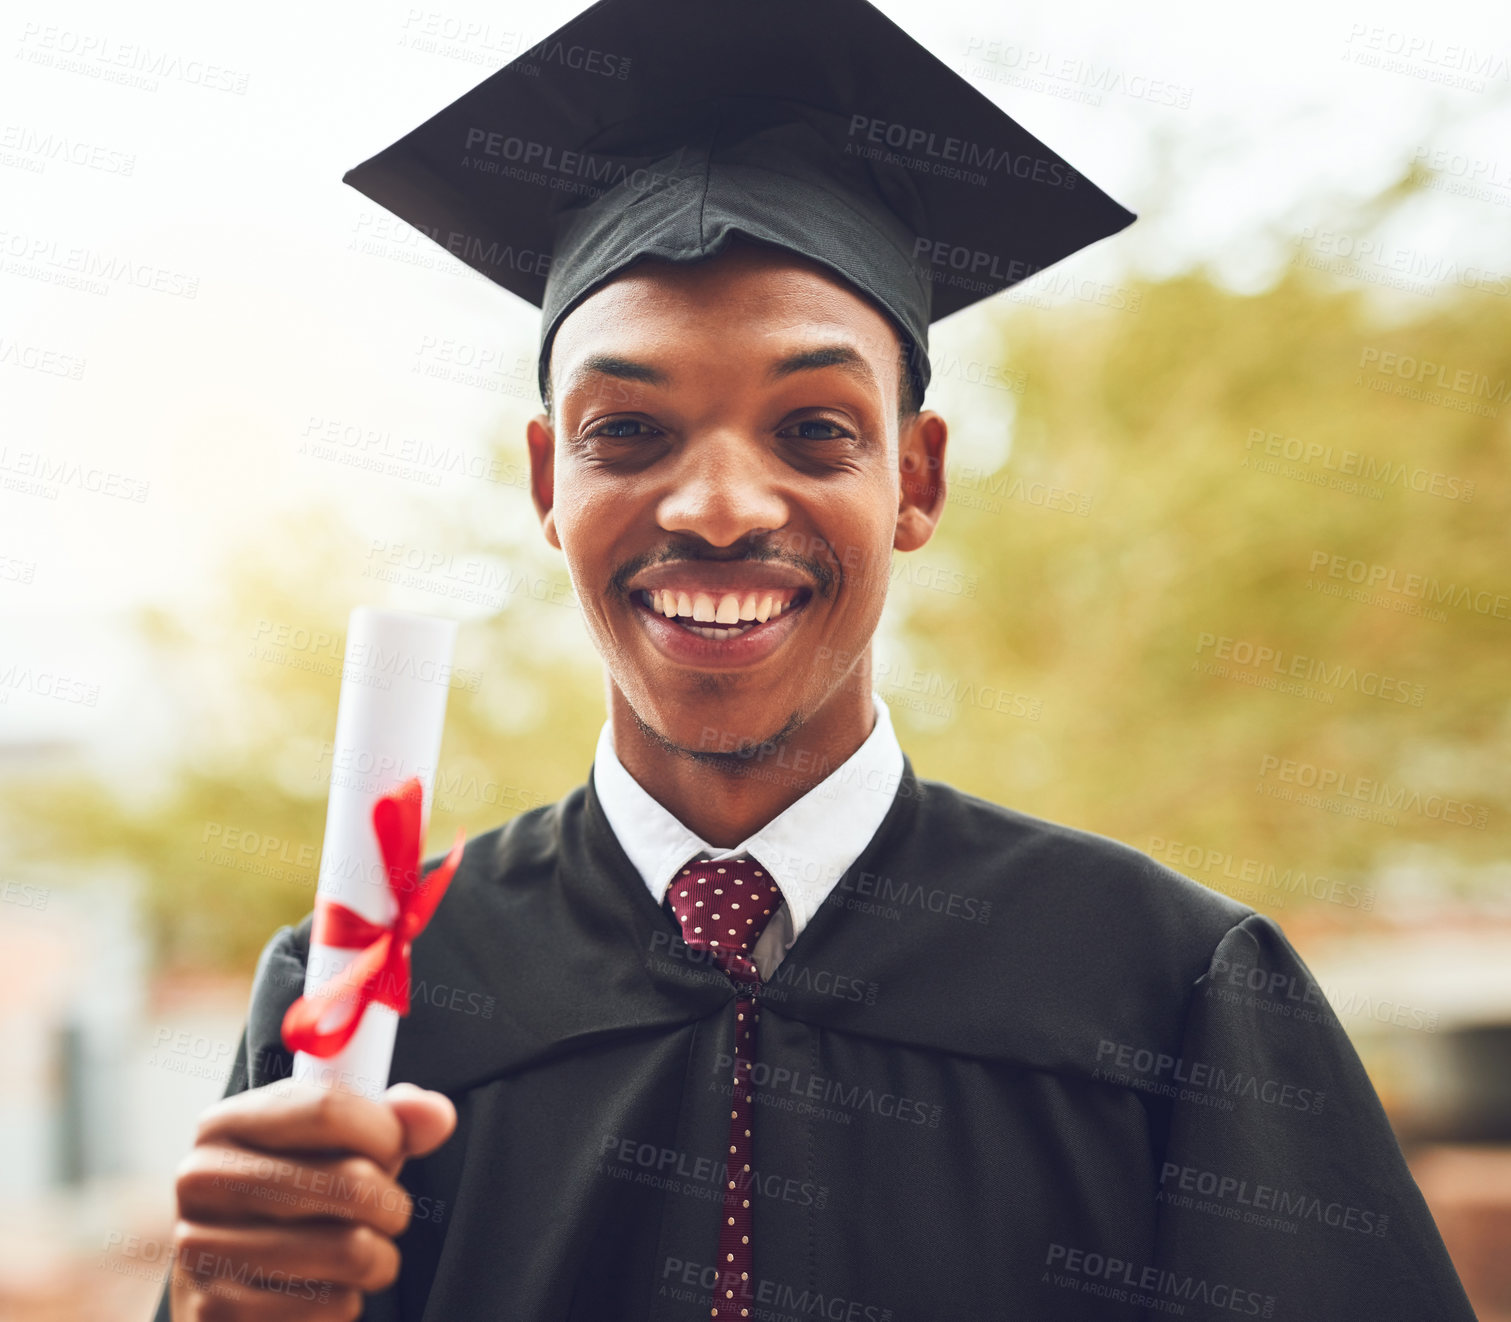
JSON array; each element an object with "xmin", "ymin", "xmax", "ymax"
[{"xmin": 281, "ymin": 777, "xmax": 464, "ymax": 1059}]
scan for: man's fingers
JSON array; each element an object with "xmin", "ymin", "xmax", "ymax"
[
  {"xmin": 169, "ymin": 1268, "xmax": 363, "ymax": 1321},
  {"xmin": 176, "ymin": 1146, "xmax": 413, "ymax": 1238},
  {"xmin": 173, "ymin": 1218, "xmax": 401, "ymax": 1294},
  {"xmin": 384, "ymin": 1082, "xmax": 457, "ymax": 1163},
  {"xmin": 195, "ymin": 1081, "xmax": 408, "ymax": 1171}
]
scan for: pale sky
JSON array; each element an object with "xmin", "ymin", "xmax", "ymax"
[{"xmin": 3, "ymin": 0, "xmax": 1510, "ymax": 756}]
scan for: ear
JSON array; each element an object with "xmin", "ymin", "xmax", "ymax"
[
  {"xmin": 894, "ymin": 410, "xmax": 948, "ymax": 552},
  {"xmin": 525, "ymin": 414, "xmax": 560, "ymax": 550}
]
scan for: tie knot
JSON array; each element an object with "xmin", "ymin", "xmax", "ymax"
[{"xmin": 666, "ymin": 856, "xmax": 783, "ymax": 967}]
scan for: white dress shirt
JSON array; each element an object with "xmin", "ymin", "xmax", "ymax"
[{"xmin": 592, "ymin": 694, "xmax": 905, "ymax": 976}]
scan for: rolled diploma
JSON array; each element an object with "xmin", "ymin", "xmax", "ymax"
[{"xmin": 292, "ymin": 607, "xmax": 458, "ymax": 1100}]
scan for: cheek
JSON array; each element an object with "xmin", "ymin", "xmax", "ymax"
[
  {"xmin": 553, "ymin": 468, "xmax": 634, "ymax": 564},
  {"xmin": 830, "ymin": 503, "xmax": 899, "ymax": 605}
]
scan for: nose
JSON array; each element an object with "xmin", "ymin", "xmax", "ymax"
[{"xmin": 655, "ymin": 429, "xmax": 791, "ymax": 548}]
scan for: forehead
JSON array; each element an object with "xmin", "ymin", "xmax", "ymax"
[{"xmin": 548, "ymin": 243, "xmax": 904, "ymax": 388}]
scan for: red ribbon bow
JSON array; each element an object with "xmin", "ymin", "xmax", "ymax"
[{"xmin": 281, "ymin": 777, "xmax": 464, "ymax": 1059}]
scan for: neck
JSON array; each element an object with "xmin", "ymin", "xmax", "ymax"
[{"xmin": 607, "ymin": 661, "xmax": 877, "ymax": 847}]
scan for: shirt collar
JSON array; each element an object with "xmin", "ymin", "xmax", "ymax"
[{"xmin": 591, "ymin": 694, "xmax": 904, "ymax": 939}]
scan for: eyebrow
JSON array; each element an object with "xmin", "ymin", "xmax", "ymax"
[
  {"xmin": 564, "ymin": 343, "xmax": 880, "ymax": 398},
  {"xmin": 769, "ymin": 343, "xmax": 878, "ymax": 390},
  {"xmin": 567, "ymin": 353, "xmax": 670, "ymax": 392}
]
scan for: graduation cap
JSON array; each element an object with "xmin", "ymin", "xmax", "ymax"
[{"xmin": 344, "ymin": 0, "xmax": 1135, "ymax": 405}]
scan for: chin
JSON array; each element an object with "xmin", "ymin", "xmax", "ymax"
[{"xmin": 629, "ymin": 692, "xmax": 802, "ymax": 762}]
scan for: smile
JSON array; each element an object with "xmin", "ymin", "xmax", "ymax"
[{"xmin": 634, "ymin": 586, "xmax": 810, "ymax": 641}]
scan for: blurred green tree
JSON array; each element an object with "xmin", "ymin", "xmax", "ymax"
[{"xmin": 7, "ymin": 183, "xmax": 1507, "ymax": 974}]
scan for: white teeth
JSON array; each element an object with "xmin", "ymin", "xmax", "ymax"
[
  {"xmin": 642, "ymin": 586, "xmax": 803, "ymax": 628},
  {"xmin": 684, "ymin": 622, "xmax": 755, "ymax": 641}
]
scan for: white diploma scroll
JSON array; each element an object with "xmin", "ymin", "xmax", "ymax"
[{"xmin": 291, "ymin": 607, "xmax": 458, "ymax": 1100}]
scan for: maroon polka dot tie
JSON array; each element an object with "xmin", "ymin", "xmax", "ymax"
[{"xmin": 666, "ymin": 856, "xmax": 784, "ymax": 1320}]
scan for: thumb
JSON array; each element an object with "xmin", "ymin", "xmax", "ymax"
[{"xmin": 383, "ymin": 1081, "xmax": 457, "ymax": 1165}]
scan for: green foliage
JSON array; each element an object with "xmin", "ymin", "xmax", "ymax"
[
  {"xmin": 5, "ymin": 509, "xmax": 607, "ymax": 972},
  {"xmin": 8, "ymin": 218, "xmax": 1508, "ymax": 973},
  {"xmin": 895, "ymin": 267, "xmax": 1509, "ymax": 912}
]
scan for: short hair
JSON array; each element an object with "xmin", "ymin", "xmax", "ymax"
[{"xmin": 896, "ymin": 336, "xmax": 923, "ymax": 423}]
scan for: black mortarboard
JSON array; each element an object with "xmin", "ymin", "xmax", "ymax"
[{"xmin": 343, "ymin": 0, "xmax": 1135, "ymax": 405}]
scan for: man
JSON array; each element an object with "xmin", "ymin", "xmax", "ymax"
[{"xmin": 157, "ymin": 0, "xmax": 1476, "ymax": 1318}]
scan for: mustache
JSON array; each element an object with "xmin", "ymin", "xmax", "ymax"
[{"xmin": 610, "ymin": 536, "xmax": 840, "ymax": 599}]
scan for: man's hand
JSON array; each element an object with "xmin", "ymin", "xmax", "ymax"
[{"xmin": 169, "ymin": 1079, "xmax": 457, "ymax": 1320}]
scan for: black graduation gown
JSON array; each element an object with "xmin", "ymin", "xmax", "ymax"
[{"xmin": 153, "ymin": 758, "xmax": 1474, "ymax": 1321}]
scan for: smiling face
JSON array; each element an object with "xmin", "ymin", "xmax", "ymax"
[{"xmin": 525, "ymin": 240, "xmax": 948, "ymax": 770}]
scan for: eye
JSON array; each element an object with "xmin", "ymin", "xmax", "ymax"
[
  {"xmin": 588, "ymin": 417, "xmax": 661, "ymax": 440},
  {"xmin": 782, "ymin": 418, "xmax": 851, "ymax": 441}
]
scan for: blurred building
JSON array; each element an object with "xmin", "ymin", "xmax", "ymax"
[
  {"xmin": 0, "ymin": 861, "xmax": 245, "ymax": 1319},
  {"xmin": 1292, "ymin": 906, "xmax": 1511, "ymax": 1321}
]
